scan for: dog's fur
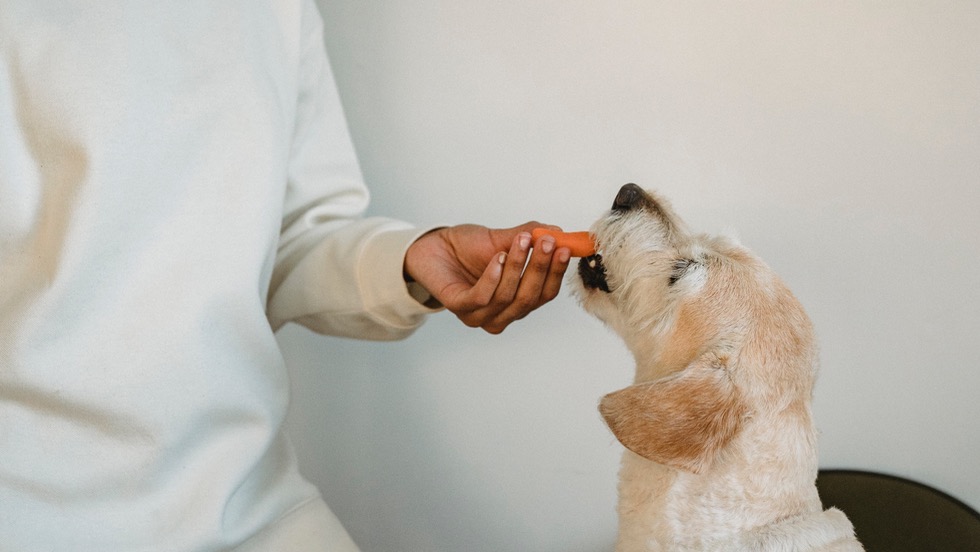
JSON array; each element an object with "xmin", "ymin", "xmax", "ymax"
[{"xmin": 574, "ymin": 185, "xmax": 863, "ymax": 552}]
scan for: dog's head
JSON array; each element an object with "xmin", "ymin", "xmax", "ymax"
[{"xmin": 575, "ymin": 184, "xmax": 817, "ymax": 474}]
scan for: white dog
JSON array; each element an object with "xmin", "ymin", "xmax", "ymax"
[{"xmin": 575, "ymin": 184, "xmax": 864, "ymax": 552}]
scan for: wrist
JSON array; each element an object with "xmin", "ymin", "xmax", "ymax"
[
  {"xmin": 403, "ymin": 227, "xmax": 448, "ymax": 309},
  {"xmin": 403, "ymin": 227, "xmax": 447, "ymax": 284}
]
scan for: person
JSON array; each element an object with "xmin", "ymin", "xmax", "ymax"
[{"xmin": 0, "ymin": 1, "xmax": 570, "ymax": 550}]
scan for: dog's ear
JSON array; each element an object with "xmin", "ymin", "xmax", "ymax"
[{"xmin": 599, "ymin": 356, "xmax": 745, "ymax": 474}]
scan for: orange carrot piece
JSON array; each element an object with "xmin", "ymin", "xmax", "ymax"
[{"xmin": 531, "ymin": 228, "xmax": 596, "ymax": 257}]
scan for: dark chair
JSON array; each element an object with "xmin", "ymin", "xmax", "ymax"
[{"xmin": 816, "ymin": 469, "xmax": 980, "ymax": 552}]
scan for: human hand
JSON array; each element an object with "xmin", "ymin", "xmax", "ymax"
[{"xmin": 403, "ymin": 222, "xmax": 571, "ymax": 334}]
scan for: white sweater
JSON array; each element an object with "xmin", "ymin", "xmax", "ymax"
[{"xmin": 0, "ymin": 1, "xmax": 436, "ymax": 550}]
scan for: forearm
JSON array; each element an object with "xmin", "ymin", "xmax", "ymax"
[{"xmin": 268, "ymin": 218, "xmax": 441, "ymax": 338}]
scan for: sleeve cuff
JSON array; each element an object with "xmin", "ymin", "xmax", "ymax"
[{"xmin": 357, "ymin": 225, "xmax": 446, "ymax": 327}]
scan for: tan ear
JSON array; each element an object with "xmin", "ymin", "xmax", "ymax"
[{"xmin": 599, "ymin": 357, "xmax": 745, "ymax": 473}]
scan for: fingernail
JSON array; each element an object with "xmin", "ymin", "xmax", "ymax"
[
  {"xmin": 519, "ymin": 233, "xmax": 531, "ymax": 250},
  {"xmin": 541, "ymin": 237, "xmax": 554, "ymax": 254},
  {"xmin": 498, "ymin": 252, "xmax": 507, "ymax": 264},
  {"xmin": 558, "ymin": 248, "xmax": 570, "ymax": 263}
]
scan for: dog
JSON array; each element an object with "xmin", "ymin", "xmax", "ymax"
[{"xmin": 574, "ymin": 184, "xmax": 864, "ymax": 551}]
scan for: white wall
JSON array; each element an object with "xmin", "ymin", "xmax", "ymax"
[{"xmin": 282, "ymin": 2, "xmax": 980, "ymax": 550}]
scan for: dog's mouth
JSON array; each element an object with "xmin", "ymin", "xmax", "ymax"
[{"xmin": 578, "ymin": 254, "xmax": 609, "ymax": 292}]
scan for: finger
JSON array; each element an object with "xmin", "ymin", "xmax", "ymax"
[
  {"xmin": 458, "ymin": 232, "xmax": 532, "ymax": 332},
  {"xmin": 446, "ymin": 251, "xmax": 506, "ymax": 317},
  {"xmin": 517, "ymin": 225, "xmax": 570, "ymax": 307},
  {"xmin": 538, "ymin": 245, "xmax": 572, "ymax": 304},
  {"xmin": 488, "ymin": 230, "xmax": 533, "ymax": 307},
  {"xmin": 482, "ymin": 234, "xmax": 568, "ymax": 333},
  {"xmin": 516, "ymin": 233, "xmax": 558, "ymax": 306}
]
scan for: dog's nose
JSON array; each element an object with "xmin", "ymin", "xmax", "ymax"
[{"xmin": 612, "ymin": 183, "xmax": 644, "ymax": 211}]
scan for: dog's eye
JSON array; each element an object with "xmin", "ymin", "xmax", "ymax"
[{"xmin": 669, "ymin": 259, "xmax": 693, "ymax": 286}]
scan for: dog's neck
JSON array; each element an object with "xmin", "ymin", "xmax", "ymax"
[
  {"xmin": 614, "ymin": 424, "xmax": 830, "ymax": 551},
  {"xmin": 716, "ymin": 508, "xmax": 861, "ymax": 552},
  {"xmin": 648, "ymin": 508, "xmax": 860, "ymax": 552}
]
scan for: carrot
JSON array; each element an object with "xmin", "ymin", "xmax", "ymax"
[{"xmin": 531, "ymin": 228, "xmax": 596, "ymax": 257}]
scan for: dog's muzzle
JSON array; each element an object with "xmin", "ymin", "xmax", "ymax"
[
  {"xmin": 578, "ymin": 183, "xmax": 642, "ymax": 293},
  {"xmin": 578, "ymin": 254, "xmax": 609, "ymax": 292}
]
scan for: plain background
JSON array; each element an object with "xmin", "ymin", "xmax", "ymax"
[{"xmin": 279, "ymin": 2, "xmax": 980, "ymax": 551}]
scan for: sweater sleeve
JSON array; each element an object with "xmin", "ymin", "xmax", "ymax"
[{"xmin": 266, "ymin": 0, "xmax": 440, "ymax": 339}]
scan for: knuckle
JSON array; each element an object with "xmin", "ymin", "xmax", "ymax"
[
  {"xmin": 472, "ymin": 295, "xmax": 493, "ymax": 309},
  {"xmin": 507, "ymin": 256, "xmax": 527, "ymax": 271},
  {"xmin": 483, "ymin": 322, "xmax": 507, "ymax": 335},
  {"xmin": 459, "ymin": 313, "xmax": 485, "ymax": 328},
  {"xmin": 488, "ymin": 293, "xmax": 514, "ymax": 310},
  {"xmin": 513, "ymin": 295, "xmax": 536, "ymax": 312},
  {"xmin": 527, "ymin": 256, "xmax": 551, "ymax": 271}
]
